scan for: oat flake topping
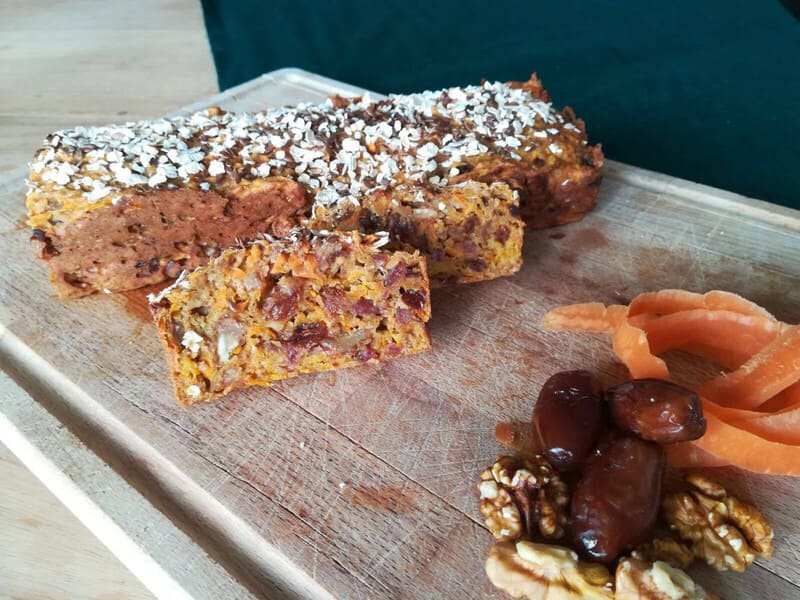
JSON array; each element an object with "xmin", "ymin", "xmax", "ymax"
[{"xmin": 28, "ymin": 81, "xmax": 584, "ymax": 220}]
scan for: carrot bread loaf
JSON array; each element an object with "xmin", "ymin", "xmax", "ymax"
[
  {"xmin": 149, "ymin": 230, "xmax": 431, "ymax": 404},
  {"xmin": 27, "ymin": 74, "xmax": 600, "ymax": 297}
]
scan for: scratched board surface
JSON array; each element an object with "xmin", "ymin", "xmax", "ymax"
[{"xmin": 1, "ymin": 69, "xmax": 799, "ymax": 598}]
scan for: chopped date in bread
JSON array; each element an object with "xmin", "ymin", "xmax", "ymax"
[
  {"xmin": 28, "ymin": 74, "xmax": 601, "ymax": 297},
  {"xmin": 310, "ymin": 181, "xmax": 524, "ymax": 285},
  {"xmin": 149, "ymin": 230, "xmax": 431, "ymax": 404}
]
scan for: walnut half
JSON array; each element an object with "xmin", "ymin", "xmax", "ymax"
[
  {"xmin": 662, "ymin": 473, "xmax": 774, "ymax": 572},
  {"xmin": 632, "ymin": 537, "xmax": 695, "ymax": 570},
  {"xmin": 615, "ymin": 557, "xmax": 718, "ymax": 600},
  {"xmin": 486, "ymin": 541, "xmax": 614, "ymax": 600},
  {"xmin": 478, "ymin": 455, "xmax": 569, "ymax": 542}
]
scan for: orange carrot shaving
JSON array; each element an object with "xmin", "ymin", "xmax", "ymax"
[
  {"xmin": 698, "ymin": 325, "xmax": 800, "ymax": 410},
  {"xmin": 693, "ymin": 412, "xmax": 800, "ymax": 476},
  {"xmin": 643, "ymin": 309, "xmax": 781, "ymax": 357},
  {"xmin": 699, "ymin": 399, "xmax": 766, "ymax": 422},
  {"xmin": 680, "ymin": 343, "xmax": 751, "ymax": 370},
  {"xmin": 611, "ymin": 312, "xmax": 670, "ymax": 380},
  {"xmin": 495, "ymin": 422, "xmax": 541, "ymax": 455},
  {"xmin": 664, "ymin": 442, "xmax": 729, "ymax": 469},
  {"xmin": 726, "ymin": 405, "xmax": 800, "ymax": 445},
  {"xmin": 698, "ymin": 398, "xmax": 800, "ymax": 442},
  {"xmin": 760, "ymin": 381, "xmax": 800, "ymax": 412},
  {"xmin": 541, "ymin": 303, "xmax": 627, "ymax": 333},
  {"xmin": 629, "ymin": 289, "xmax": 776, "ymax": 320}
]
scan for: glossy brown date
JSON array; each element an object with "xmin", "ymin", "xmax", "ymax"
[
  {"xmin": 533, "ymin": 370, "xmax": 606, "ymax": 471},
  {"xmin": 607, "ymin": 379, "xmax": 706, "ymax": 444},
  {"xmin": 570, "ymin": 436, "xmax": 665, "ymax": 563}
]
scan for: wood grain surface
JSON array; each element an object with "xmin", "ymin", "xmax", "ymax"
[
  {"xmin": 2, "ymin": 69, "xmax": 800, "ymax": 599},
  {"xmin": 0, "ymin": 368, "xmax": 261, "ymax": 599},
  {"xmin": 0, "ymin": 0, "xmax": 217, "ymax": 174},
  {"xmin": 0, "ymin": 0, "xmax": 216, "ymax": 597},
  {"xmin": 0, "ymin": 431, "xmax": 153, "ymax": 600}
]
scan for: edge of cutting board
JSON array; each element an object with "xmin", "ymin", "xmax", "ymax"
[{"xmin": 1, "ymin": 68, "xmax": 798, "ymax": 599}]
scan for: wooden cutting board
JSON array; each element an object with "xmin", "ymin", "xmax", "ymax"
[{"xmin": 1, "ymin": 69, "xmax": 799, "ymax": 599}]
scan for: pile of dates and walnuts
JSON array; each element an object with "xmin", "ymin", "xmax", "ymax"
[{"xmin": 478, "ymin": 371, "xmax": 774, "ymax": 600}]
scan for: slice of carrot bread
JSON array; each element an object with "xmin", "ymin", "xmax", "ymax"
[
  {"xmin": 149, "ymin": 230, "xmax": 431, "ymax": 404},
  {"xmin": 27, "ymin": 74, "xmax": 600, "ymax": 297}
]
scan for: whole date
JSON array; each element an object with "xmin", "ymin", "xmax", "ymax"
[{"xmin": 570, "ymin": 436, "xmax": 665, "ymax": 563}]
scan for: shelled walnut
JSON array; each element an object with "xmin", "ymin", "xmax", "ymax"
[
  {"xmin": 615, "ymin": 557, "xmax": 718, "ymax": 600},
  {"xmin": 662, "ymin": 473, "xmax": 773, "ymax": 572},
  {"xmin": 478, "ymin": 455, "xmax": 569, "ymax": 542},
  {"xmin": 632, "ymin": 537, "xmax": 695, "ymax": 570},
  {"xmin": 486, "ymin": 541, "xmax": 614, "ymax": 599}
]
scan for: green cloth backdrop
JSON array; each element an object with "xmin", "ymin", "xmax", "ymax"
[{"xmin": 201, "ymin": 1, "xmax": 799, "ymax": 208}]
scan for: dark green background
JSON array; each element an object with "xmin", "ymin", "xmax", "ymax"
[{"xmin": 201, "ymin": 1, "xmax": 799, "ymax": 208}]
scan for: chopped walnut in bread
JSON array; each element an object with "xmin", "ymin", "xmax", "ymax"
[{"xmin": 150, "ymin": 229, "xmax": 430, "ymax": 404}]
